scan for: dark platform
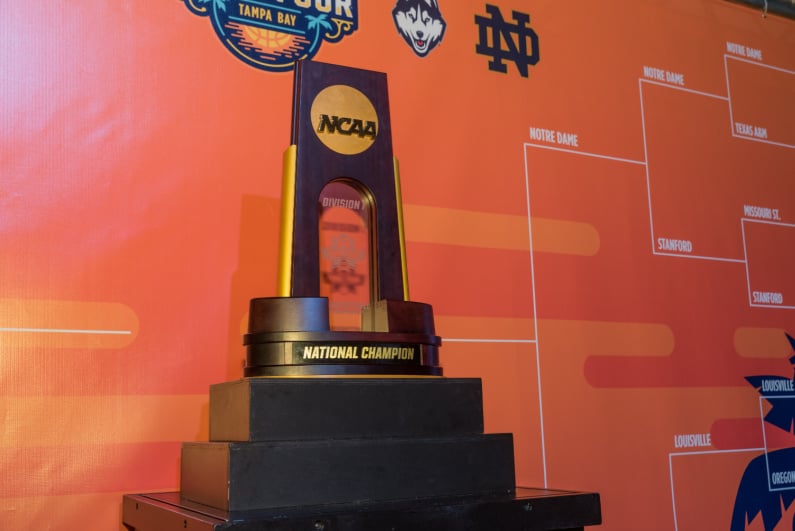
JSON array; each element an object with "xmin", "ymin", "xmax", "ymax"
[
  {"xmin": 209, "ymin": 377, "xmax": 484, "ymax": 441},
  {"xmin": 181, "ymin": 435, "xmax": 515, "ymax": 511},
  {"xmin": 123, "ymin": 488, "xmax": 602, "ymax": 530},
  {"xmin": 185, "ymin": 379, "xmax": 514, "ymax": 511},
  {"xmin": 124, "ymin": 377, "xmax": 601, "ymax": 528}
]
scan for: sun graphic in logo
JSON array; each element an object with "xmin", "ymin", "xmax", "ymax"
[{"xmin": 225, "ymin": 22, "xmax": 310, "ymax": 70}]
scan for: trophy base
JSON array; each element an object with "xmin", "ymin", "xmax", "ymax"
[
  {"xmin": 244, "ymin": 363, "xmax": 442, "ymax": 377},
  {"xmin": 182, "ymin": 378, "xmax": 514, "ymax": 512},
  {"xmin": 181, "ymin": 435, "xmax": 515, "ymax": 511},
  {"xmin": 208, "ymin": 377, "xmax": 484, "ymax": 442},
  {"xmin": 244, "ymin": 296, "xmax": 442, "ymax": 377}
]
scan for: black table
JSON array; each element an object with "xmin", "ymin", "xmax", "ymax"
[{"xmin": 122, "ymin": 487, "xmax": 601, "ymax": 530}]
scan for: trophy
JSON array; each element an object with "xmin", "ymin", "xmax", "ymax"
[
  {"xmin": 122, "ymin": 60, "xmax": 601, "ymax": 530},
  {"xmin": 244, "ymin": 59, "xmax": 442, "ymax": 377},
  {"xmin": 175, "ymin": 61, "xmax": 515, "ymax": 511}
]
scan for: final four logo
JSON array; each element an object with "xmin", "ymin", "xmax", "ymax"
[{"xmin": 184, "ymin": 0, "xmax": 358, "ymax": 72}]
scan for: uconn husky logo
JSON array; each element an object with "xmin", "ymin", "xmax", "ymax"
[{"xmin": 392, "ymin": 0, "xmax": 446, "ymax": 57}]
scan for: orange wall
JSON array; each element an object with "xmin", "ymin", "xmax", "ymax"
[{"xmin": 2, "ymin": 1, "xmax": 794, "ymax": 529}]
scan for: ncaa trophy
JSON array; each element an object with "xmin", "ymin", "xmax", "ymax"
[
  {"xmin": 244, "ymin": 59, "xmax": 441, "ymax": 377},
  {"xmin": 121, "ymin": 60, "xmax": 601, "ymax": 530}
]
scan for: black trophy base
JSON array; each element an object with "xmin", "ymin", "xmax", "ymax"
[
  {"xmin": 209, "ymin": 377, "xmax": 484, "ymax": 441},
  {"xmin": 244, "ymin": 297, "xmax": 443, "ymax": 377},
  {"xmin": 122, "ymin": 488, "xmax": 602, "ymax": 530},
  {"xmin": 181, "ymin": 434, "xmax": 515, "ymax": 511}
]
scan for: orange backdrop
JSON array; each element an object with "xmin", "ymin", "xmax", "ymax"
[{"xmin": 2, "ymin": 1, "xmax": 794, "ymax": 529}]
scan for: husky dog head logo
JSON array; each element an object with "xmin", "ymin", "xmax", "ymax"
[{"xmin": 392, "ymin": 0, "xmax": 446, "ymax": 57}]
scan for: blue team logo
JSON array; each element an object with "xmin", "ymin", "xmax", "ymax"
[
  {"xmin": 732, "ymin": 333, "xmax": 795, "ymax": 531},
  {"xmin": 392, "ymin": 0, "xmax": 446, "ymax": 57},
  {"xmin": 184, "ymin": 0, "xmax": 358, "ymax": 72}
]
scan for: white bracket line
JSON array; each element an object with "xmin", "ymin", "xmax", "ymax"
[
  {"xmin": 0, "ymin": 327, "xmax": 133, "ymax": 335},
  {"xmin": 741, "ymin": 218, "xmax": 795, "ymax": 310},
  {"xmin": 669, "ymin": 447, "xmax": 766, "ymax": 531},
  {"xmin": 524, "ymin": 143, "xmax": 548, "ymax": 489},
  {"xmin": 759, "ymin": 395, "xmax": 795, "ymax": 493},
  {"xmin": 443, "ymin": 338, "xmax": 537, "ymax": 344},
  {"xmin": 724, "ymin": 54, "xmax": 795, "ymax": 150}
]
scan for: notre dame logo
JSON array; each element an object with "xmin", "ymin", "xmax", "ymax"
[
  {"xmin": 311, "ymin": 85, "xmax": 378, "ymax": 155},
  {"xmin": 475, "ymin": 4, "xmax": 540, "ymax": 78}
]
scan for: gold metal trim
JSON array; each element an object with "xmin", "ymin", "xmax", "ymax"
[
  {"xmin": 278, "ymin": 145, "xmax": 298, "ymax": 297},
  {"xmin": 393, "ymin": 157, "xmax": 410, "ymax": 301}
]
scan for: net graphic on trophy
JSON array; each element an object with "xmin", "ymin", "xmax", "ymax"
[{"xmin": 244, "ymin": 60, "xmax": 442, "ymax": 377}]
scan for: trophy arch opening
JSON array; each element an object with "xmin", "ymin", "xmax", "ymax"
[{"xmin": 318, "ymin": 178, "xmax": 377, "ymax": 331}]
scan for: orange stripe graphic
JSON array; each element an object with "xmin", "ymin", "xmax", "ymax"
[
  {"xmin": 733, "ymin": 326, "xmax": 792, "ymax": 358},
  {"xmin": 0, "ymin": 442, "xmax": 180, "ymax": 498},
  {"xmin": 0, "ymin": 298, "xmax": 138, "ymax": 349},
  {"xmin": 404, "ymin": 204, "xmax": 530, "ymax": 250},
  {"xmin": 436, "ymin": 315, "xmax": 536, "ymax": 341},
  {"xmin": 0, "ymin": 492, "xmax": 133, "ymax": 530},
  {"xmin": 0, "ymin": 395, "xmax": 208, "ymax": 447},
  {"xmin": 403, "ymin": 204, "xmax": 599, "ymax": 256},
  {"xmin": 538, "ymin": 319, "xmax": 675, "ymax": 357},
  {"xmin": 531, "ymin": 218, "xmax": 600, "ymax": 256}
]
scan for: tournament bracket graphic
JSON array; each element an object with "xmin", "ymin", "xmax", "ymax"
[
  {"xmin": 522, "ymin": 30, "xmax": 795, "ymax": 531},
  {"xmin": 184, "ymin": 0, "xmax": 358, "ymax": 72},
  {"xmin": 731, "ymin": 333, "xmax": 795, "ymax": 531}
]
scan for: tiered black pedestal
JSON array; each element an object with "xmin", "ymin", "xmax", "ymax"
[{"xmin": 122, "ymin": 378, "xmax": 601, "ymax": 530}]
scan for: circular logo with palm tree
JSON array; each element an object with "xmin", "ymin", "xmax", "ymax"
[{"xmin": 184, "ymin": 0, "xmax": 359, "ymax": 72}]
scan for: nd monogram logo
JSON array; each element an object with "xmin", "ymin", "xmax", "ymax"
[{"xmin": 475, "ymin": 4, "xmax": 540, "ymax": 78}]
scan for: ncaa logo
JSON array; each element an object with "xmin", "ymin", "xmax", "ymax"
[
  {"xmin": 184, "ymin": 0, "xmax": 358, "ymax": 72},
  {"xmin": 311, "ymin": 85, "xmax": 378, "ymax": 155}
]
